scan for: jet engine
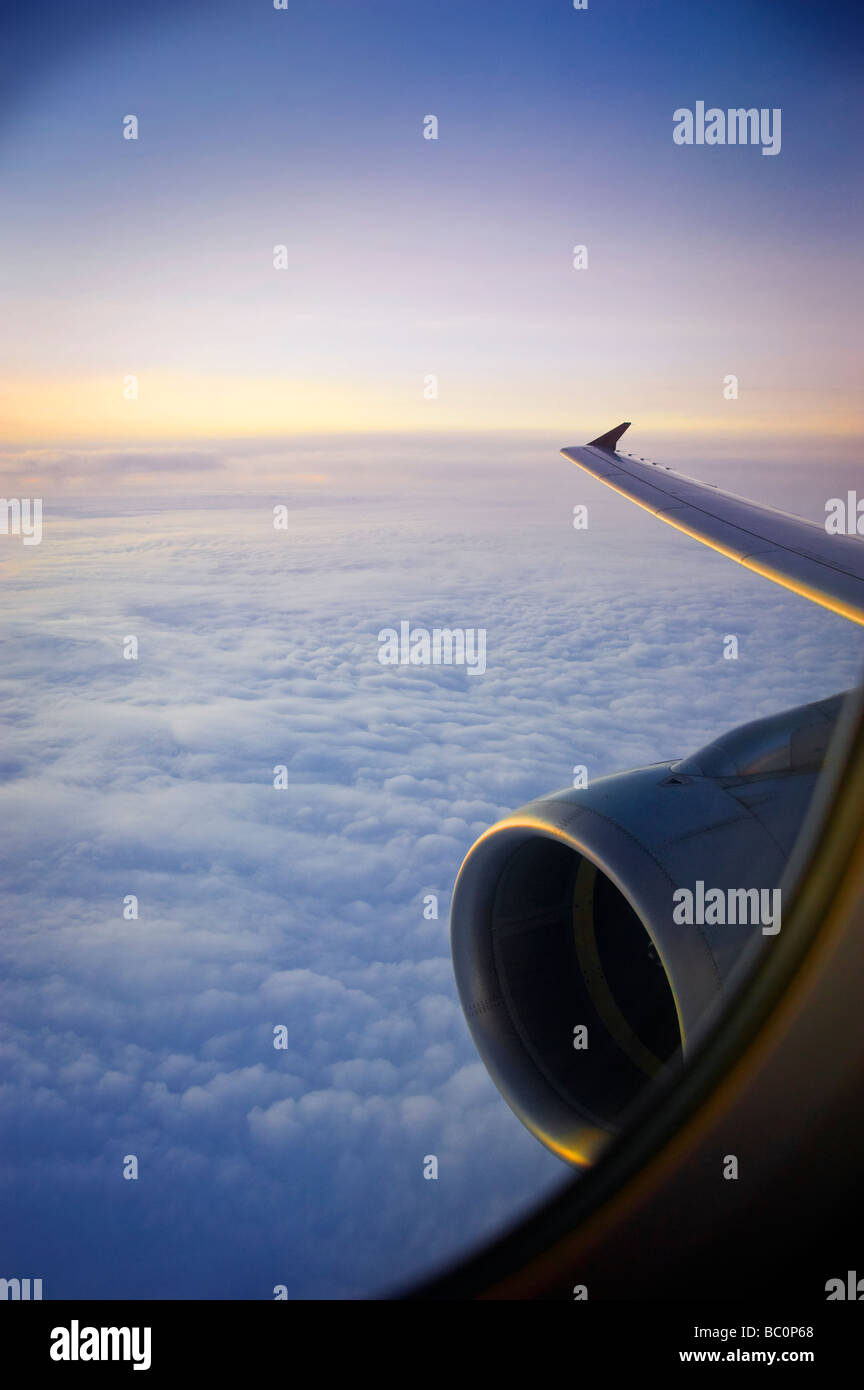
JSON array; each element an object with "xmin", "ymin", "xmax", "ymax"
[{"xmin": 450, "ymin": 694, "xmax": 843, "ymax": 1164}]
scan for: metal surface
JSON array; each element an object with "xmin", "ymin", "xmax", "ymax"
[
  {"xmin": 562, "ymin": 426, "xmax": 864, "ymax": 624},
  {"xmin": 450, "ymin": 698, "xmax": 839, "ymax": 1167}
]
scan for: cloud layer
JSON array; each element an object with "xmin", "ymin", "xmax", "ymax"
[{"xmin": 0, "ymin": 442, "xmax": 860, "ymax": 1296}]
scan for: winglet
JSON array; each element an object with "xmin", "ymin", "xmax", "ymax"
[{"xmin": 588, "ymin": 421, "xmax": 631, "ymax": 451}]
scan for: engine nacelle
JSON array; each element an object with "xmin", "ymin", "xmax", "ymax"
[{"xmin": 450, "ymin": 695, "xmax": 842, "ymax": 1165}]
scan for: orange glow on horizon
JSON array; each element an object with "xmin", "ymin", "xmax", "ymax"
[{"xmin": 2, "ymin": 372, "xmax": 863, "ymax": 445}]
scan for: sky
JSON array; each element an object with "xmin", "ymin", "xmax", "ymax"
[
  {"xmin": 1, "ymin": 0, "xmax": 863, "ymax": 448},
  {"xmin": 0, "ymin": 0, "xmax": 863, "ymax": 1299}
]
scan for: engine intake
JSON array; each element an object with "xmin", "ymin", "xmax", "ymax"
[{"xmin": 450, "ymin": 695, "xmax": 842, "ymax": 1165}]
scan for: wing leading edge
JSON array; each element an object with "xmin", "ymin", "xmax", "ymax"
[{"xmin": 562, "ymin": 424, "xmax": 864, "ymax": 626}]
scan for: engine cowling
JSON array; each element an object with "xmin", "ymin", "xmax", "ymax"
[{"xmin": 450, "ymin": 694, "xmax": 842, "ymax": 1165}]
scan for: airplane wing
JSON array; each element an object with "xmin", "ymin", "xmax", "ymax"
[{"xmin": 561, "ymin": 423, "xmax": 864, "ymax": 626}]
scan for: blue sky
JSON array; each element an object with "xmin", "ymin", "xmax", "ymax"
[{"xmin": 1, "ymin": 0, "xmax": 863, "ymax": 440}]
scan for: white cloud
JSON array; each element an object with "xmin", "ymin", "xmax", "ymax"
[{"xmin": 0, "ymin": 442, "xmax": 859, "ymax": 1296}]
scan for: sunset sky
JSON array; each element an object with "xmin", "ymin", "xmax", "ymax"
[{"xmin": 1, "ymin": 0, "xmax": 862, "ymax": 457}]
